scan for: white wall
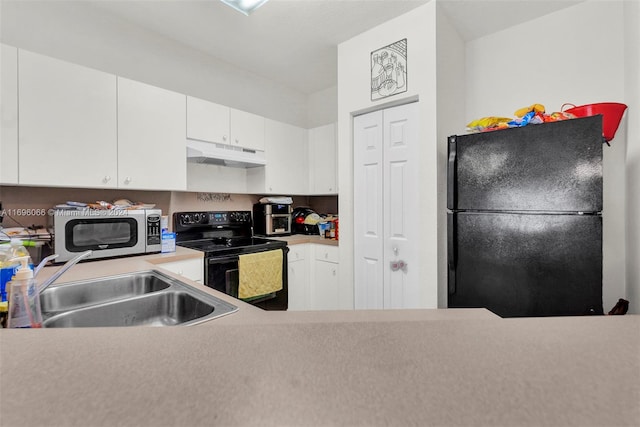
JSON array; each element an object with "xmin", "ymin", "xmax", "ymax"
[
  {"xmin": 338, "ymin": 3, "xmax": 439, "ymax": 309},
  {"xmin": 435, "ymin": 4, "xmax": 466, "ymax": 308},
  {"xmin": 0, "ymin": 0, "xmax": 310, "ymax": 128},
  {"xmin": 464, "ymin": 1, "xmax": 628, "ymax": 312},
  {"xmin": 624, "ymin": 0, "xmax": 640, "ymax": 314},
  {"xmin": 308, "ymin": 86, "xmax": 338, "ymax": 128}
]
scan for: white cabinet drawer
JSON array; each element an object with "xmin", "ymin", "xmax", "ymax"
[
  {"xmin": 157, "ymin": 258, "xmax": 203, "ymax": 283},
  {"xmin": 288, "ymin": 244, "xmax": 308, "ymax": 262},
  {"xmin": 314, "ymin": 245, "xmax": 339, "ymax": 264}
]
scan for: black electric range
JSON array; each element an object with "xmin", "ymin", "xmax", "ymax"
[{"xmin": 174, "ymin": 211, "xmax": 288, "ymax": 310}]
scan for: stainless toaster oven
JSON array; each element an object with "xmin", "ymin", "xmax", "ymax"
[{"xmin": 252, "ymin": 203, "xmax": 292, "ymax": 236}]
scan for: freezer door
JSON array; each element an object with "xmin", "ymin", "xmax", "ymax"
[
  {"xmin": 448, "ymin": 116, "xmax": 602, "ymax": 212},
  {"xmin": 448, "ymin": 212, "xmax": 603, "ymax": 317}
]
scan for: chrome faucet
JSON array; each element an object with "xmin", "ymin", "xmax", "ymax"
[{"xmin": 38, "ymin": 250, "xmax": 92, "ymax": 294}]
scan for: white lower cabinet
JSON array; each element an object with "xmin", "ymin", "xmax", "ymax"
[
  {"xmin": 156, "ymin": 258, "xmax": 203, "ymax": 283},
  {"xmin": 287, "ymin": 243, "xmax": 340, "ymax": 311},
  {"xmin": 287, "ymin": 244, "xmax": 310, "ymax": 311},
  {"xmin": 310, "ymin": 245, "xmax": 340, "ymax": 310}
]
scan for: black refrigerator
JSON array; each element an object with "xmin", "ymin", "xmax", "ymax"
[{"xmin": 447, "ymin": 116, "xmax": 604, "ymax": 317}]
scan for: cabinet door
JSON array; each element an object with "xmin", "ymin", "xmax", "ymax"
[
  {"xmin": 18, "ymin": 50, "xmax": 117, "ymax": 187},
  {"xmin": 117, "ymin": 77, "xmax": 186, "ymax": 190},
  {"xmin": 265, "ymin": 119, "xmax": 308, "ymax": 194},
  {"xmin": 288, "ymin": 259, "xmax": 309, "ymax": 311},
  {"xmin": 229, "ymin": 108, "xmax": 265, "ymax": 151},
  {"xmin": 308, "ymin": 123, "xmax": 337, "ymax": 194},
  {"xmin": 157, "ymin": 258, "xmax": 203, "ymax": 283},
  {"xmin": 1, "ymin": 44, "xmax": 18, "ymax": 184},
  {"xmin": 186, "ymin": 96, "xmax": 230, "ymax": 144},
  {"xmin": 287, "ymin": 244, "xmax": 310, "ymax": 311},
  {"xmin": 311, "ymin": 260, "xmax": 340, "ymax": 310}
]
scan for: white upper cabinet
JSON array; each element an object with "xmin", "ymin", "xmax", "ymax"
[
  {"xmin": 229, "ymin": 108, "xmax": 265, "ymax": 151},
  {"xmin": 186, "ymin": 96, "xmax": 230, "ymax": 144},
  {"xmin": 1, "ymin": 44, "xmax": 18, "ymax": 184},
  {"xmin": 308, "ymin": 123, "xmax": 338, "ymax": 194},
  {"xmin": 18, "ymin": 49, "xmax": 117, "ymax": 187},
  {"xmin": 117, "ymin": 77, "xmax": 187, "ymax": 191},
  {"xmin": 247, "ymin": 119, "xmax": 308, "ymax": 194}
]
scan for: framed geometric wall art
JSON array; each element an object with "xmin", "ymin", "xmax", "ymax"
[{"xmin": 371, "ymin": 38, "xmax": 407, "ymax": 101}]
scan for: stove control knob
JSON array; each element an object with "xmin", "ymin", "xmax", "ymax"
[
  {"xmin": 231, "ymin": 212, "xmax": 247, "ymax": 222},
  {"xmin": 200, "ymin": 214, "xmax": 208, "ymax": 224},
  {"xmin": 182, "ymin": 214, "xmax": 192, "ymax": 225},
  {"xmin": 193, "ymin": 213, "xmax": 200, "ymax": 223}
]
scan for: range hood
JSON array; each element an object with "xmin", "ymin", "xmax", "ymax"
[{"xmin": 186, "ymin": 139, "xmax": 266, "ymax": 168}]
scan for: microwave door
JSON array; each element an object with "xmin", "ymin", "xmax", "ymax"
[
  {"xmin": 71, "ymin": 221, "xmax": 132, "ymax": 247},
  {"xmin": 66, "ymin": 218, "xmax": 139, "ymax": 252}
]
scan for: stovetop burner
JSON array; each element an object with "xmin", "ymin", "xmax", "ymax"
[
  {"xmin": 178, "ymin": 236, "xmax": 285, "ymax": 255},
  {"xmin": 173, "ymin": 210, "xmax": 287, "ymax": 256}
]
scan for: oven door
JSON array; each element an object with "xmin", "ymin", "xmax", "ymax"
[{"xmin": 205, "ymin": 248, "xmax": 289, "ymax": 310}]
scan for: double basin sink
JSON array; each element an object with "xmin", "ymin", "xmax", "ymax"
[{"xmin": 39, "ymin": 270, "xmax": 238, "ymax": 328}]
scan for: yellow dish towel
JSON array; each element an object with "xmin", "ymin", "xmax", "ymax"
[{"xmin": 238, "ymin": 249, "xmax": 283, "ymax": 299}]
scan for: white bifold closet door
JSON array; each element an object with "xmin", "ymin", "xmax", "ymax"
[{"xmin": 353, "ymin": 102, "xmax": 420, "ymax": 309}]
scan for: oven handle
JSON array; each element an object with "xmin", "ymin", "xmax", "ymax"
[{"xmin": 207, "ymin": 254, "xmax": 240, "ymax": 264}]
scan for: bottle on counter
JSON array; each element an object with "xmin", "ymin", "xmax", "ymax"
[
  {"xmin": 0, "ymin": 301, "xmax": 8, "ymax": 328},
  {"xmin": 7, "ymin": 256, "xmax": 43, "ymax": 328},
  {"xmin": 0, "ymin": 239, "xmax": 31, "ymax": 303},
  {"xmin": 0, "ymin": 238, "xmax": 33, "ymax": 302},
  {"xmin": 0, "ymin": 245, "xmax": 15, "ymax": 303}
]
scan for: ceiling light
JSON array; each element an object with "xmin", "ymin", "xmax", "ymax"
[{"xmin": 220, "ymin": 0, "xmax": 269, "ymax": 16}]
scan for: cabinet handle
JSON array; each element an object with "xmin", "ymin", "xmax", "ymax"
[
  {"xmin": 103, "ymin": 175, "xmax": 111, "ymax": 183},
  {"xmin": 223, "ymin": 135, "xmax": 227, "ymax": 142},
  {"xmin": 235, "ymin": 138, "xmax": 239, "ymax": 144},
  {"xmin": 332, "ymin": 269, "xmax": 336, "ymax": 276},
  {"xmin": 324, "ymin": 253, "xmax": 328, "ymax": 259},
  {"xmin": 124, "ymin": 177, "xmax": 132, "ymax": 184}
]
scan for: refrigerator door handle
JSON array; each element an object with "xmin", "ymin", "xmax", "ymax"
[
  {"xmin": 447, "ymin": 135, "xmax": 457, "ymax": 210},
  {"xmin": 447, "ymin": 213, "xmax": 456, "ymax": 295}
]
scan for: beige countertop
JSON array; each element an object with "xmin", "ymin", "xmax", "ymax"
[
  {"xmin": 0, "ymin": 251, "xmax": 638, "ymax": 426},
  {"xmin": 270, "ymin": 234, "xmax": 339, "ymax": 246}
]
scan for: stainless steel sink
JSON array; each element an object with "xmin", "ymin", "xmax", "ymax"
[
  {"xmin": 40, "ymin": 270, "xmax": 237, "ymax": 327},
  {"xmin": 40, "ymin": 271, "xmax": 171, "ymax": 314}
]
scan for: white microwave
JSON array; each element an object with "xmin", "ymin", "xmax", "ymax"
[{"xmin": 51, "ymin": 209, "xmax": 162, "ymax": 262}]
